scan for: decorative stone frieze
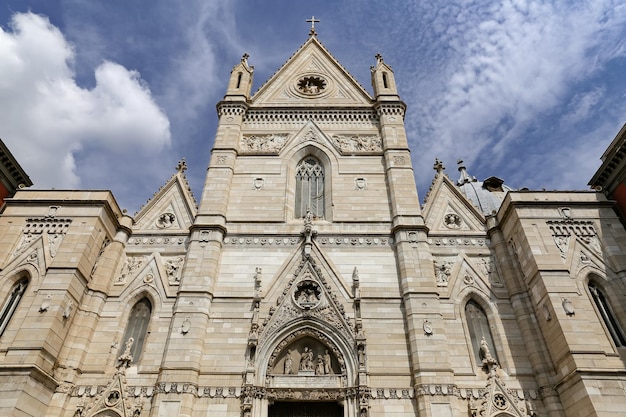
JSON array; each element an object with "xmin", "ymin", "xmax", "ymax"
[
  {"xmin": 128, "ymin": 236, "xmax": 187, "ymax": 246},
  {"xmin": 217, "ymin": 103, "xmax": 247, "ymax": 117},
  {"xmin": 243, "ymin": 109, "xmax": 379, "ymax": 125},
  {"xmin": 222, "ymin": 235, "xmax": 393, "ymax": 247},
  {"xmin": 14, "ymin": 217, "xmax": 72, "ymax": 258},
  {"xmin": 240, "ymin": 134, "xmax": 289, "ymax": 153},
  {"xmin": 547, "ymin": 219, "xmax": 601, "ymax": 258},
  {"xmin": 428, "ymin": 237, "xmax": 488, "ymax": 247},
  {"xmin": 331, "ymin": 134, "xmax": 382, "ymax": 154}
]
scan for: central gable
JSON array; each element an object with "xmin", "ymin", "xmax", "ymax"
[{"xmin": 251, "ymin": 36, "xmax": 373, "ymax": 107}]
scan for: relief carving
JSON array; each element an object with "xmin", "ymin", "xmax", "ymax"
[
  {"xmin": 331, "ymin": 134, "xmax": 382, "ymax": 153},
  {"xmin": 240, "ymin": 134, "xmax": 289, "ymax": 153}
]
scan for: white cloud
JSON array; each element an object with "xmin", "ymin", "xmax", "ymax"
[
  {"xmin": 0, "ymin": 12, "xmax": 170, "ymax": 189},
  {"xmin": 401, "ymin": 0, "xmax": 626, "ymax": 191}
]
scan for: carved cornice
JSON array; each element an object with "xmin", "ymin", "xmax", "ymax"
[
  {"xmin": 128, "ymin": 236, "xmax": 188, "ymax": 246},
  {"xmin": 67, "ymin": 383, "xmax": 540, "ymax": 402},
  {"xmin": 428, "ymin": 237, "xmax": 489, "ymax": 247},
  {"xmin": 243, "ymin": 109, "xmax": 379, "ymax": 125},
  {"xmin": 217, "ymin": 102, "xmax": 248, "ymax": 116},
  {"xmin": 374, "ymin": 103, "xmax": 406, "ymax": 118},
  {"xmin": 222, "ymin": 235, "xmax": 393, "ymax": 247}
]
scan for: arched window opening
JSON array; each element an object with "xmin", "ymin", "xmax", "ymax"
[
  {"xmin": 382, "ymin": 72, "xmax": 389, "ymax": 89},
  {"xmin": 589, "ymin": 282, "xmax": 626, "ymax": 347},
  {"xmin": 465, "ymin": 300, "xmax": 498, "ymax": 365},
  {"xmin": 0, "ymin": 278, "xmax": 28, "ymax": 336},
  {"xmin": 236, "ymin": 72, "xmax": 243, "ymax": 89},
  {"xmin": 295, "ymin": 157, "xmax": 325, "ymax": 219},
  {"xmin": 119, "ymin": 298, "xmax": 152, "ymax": 363}
]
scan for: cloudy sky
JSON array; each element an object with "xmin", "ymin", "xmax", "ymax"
[{"xmin": 1, "ymin": 1, "xmax": 625, "ymax": 213}]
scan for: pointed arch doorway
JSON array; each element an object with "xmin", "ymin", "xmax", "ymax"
[{"xmin": 268, "ymin": 401, "xmax": 343, "ymax": 417}]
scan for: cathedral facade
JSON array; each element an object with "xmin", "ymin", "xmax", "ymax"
[{"xmin": 1, "ymin": 31, "xmax": 626, "ymax": 417}]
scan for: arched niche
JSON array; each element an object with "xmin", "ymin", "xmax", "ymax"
[
  {"xmin": 261, "ymin": 325, "xmax": 356, "ymax": 389},
  {"xmin": 270, "ymin": 335, "xmax": 341, "ymax": 376}
]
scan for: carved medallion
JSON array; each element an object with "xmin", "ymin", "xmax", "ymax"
[
  {"xmin": 156, "ymin": 213, "xmax": 176, "ymax": 229},
  {"xmin": 297, "ymin": 76, "xmax": 326, "ymax": 95},
  {"xmin": 293, "ymin": 280, "xmax": 322, "ymax": 309}
]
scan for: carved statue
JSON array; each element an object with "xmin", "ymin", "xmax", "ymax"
[
  {"xmin": 118, "ymin": 337, "xmax": 134, "ymax": 368},
  {"xmin": 479, "ymin": 337, "xmax": 498, "ymax": 373},
  {"xmin": 323, "ymin": 350, "xmax": 332, "ymax": 375},
  {"xmin": 315, "ymin": 355, "xmax": 325, "ymax": 375},
  {"xmin": 434, "ymin": 261, "xmax": 451, "ymax": 287},
  {"xmin": 284, "ymin": 349, "xmax": 294, "ymax": 374},
  {"xmin": 299, "ymin": 347, "xmax": 314, "ymax": 371},
  {"xmin": 358, "ymin": 345, "xmax": 366, "ymax": 367}
]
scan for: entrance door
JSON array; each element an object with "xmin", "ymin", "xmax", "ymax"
[{"xmin": 268, "ymin": 401, "xmax": 343, "ymax": 417}]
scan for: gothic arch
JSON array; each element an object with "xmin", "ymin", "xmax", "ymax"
[
  {"xmin": 458, "ymin": 292, "xmax": 506, "ymax": 373},
  {"xmin": 283, "ymin": 143, "xmax": 338, "ymax": 221},
  {"xmin": 0, "ymin": 271, "xmax": 30, "ymax": 337},
  {"xmin": 112, "ymin": 288, "xmax": 158, "ymax": 362},
  {"xmin": 255, "ymin": 319, "xmax": 358, "ymax": 386},
  {"xmin": 585, "ymin": 273, "xmax": 626, "ymax": 348}
]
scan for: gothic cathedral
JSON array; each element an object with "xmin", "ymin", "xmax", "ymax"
[{"xmin": 1, "ymin": 30, "xmax": 626, "ymax": 417}]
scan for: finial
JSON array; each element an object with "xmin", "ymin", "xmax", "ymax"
[
  {"xmin": 433, "ymin": 158, "xmax": 445, "ymax": 173},
  {"xmin": 456, "ymin": 159, "xmax": 476, "ymax": 185},
  {"xmin": 176, "ymin": 158, "xmax": 187, "ymax": 173},
  {"xmin": 241, "ymin": 53, "xmax": 249, "ymax": 64},
  {"xmin": 306, "ymin": 15, "xmax": 320, "ymax": 36},
  {"xmin": 375, "ymin": 53, "xmax": 383, "ymax": 64}
]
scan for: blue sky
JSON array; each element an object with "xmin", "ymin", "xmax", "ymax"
[{"xmin": 1, "ymin": 1, "xmax": 625, "ymax": 212}]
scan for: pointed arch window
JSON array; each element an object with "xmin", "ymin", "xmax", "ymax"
[
  {"xmin": 119, "ymin": 298, "xmax": 152, "ymax": 363},
  {"xmin": 589, "ymin": 282, "xmax": 626, "ymax": 347},
  {"xmin": 295, "ymin": 157, "xmax": 325, "ymax": 219},
  {"xmin": 465, "ymin": 300, "xmax": 498, "ymax": 365},
  {"xmin": 0, "ymin": 278, "xmax": 28, "ymax": 336}
]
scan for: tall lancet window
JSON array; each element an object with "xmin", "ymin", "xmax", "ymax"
[
  {"xmin": 295, "ymin": 157, "xmax": 325, "ymax": 219},
  {"xmin": 589, "ymin": 282, "xmax": 626, "ymax": 347},
  {"xmin": 465, "ymin": 300, "xmax": 498, "ymax": 365},
  {"xmin": 0, "ymin": 278, "xmax": 28, "ymax": 336},
  {"xmin": 119, "ymin": 298, "xmax": 152, "ymax": 363}
]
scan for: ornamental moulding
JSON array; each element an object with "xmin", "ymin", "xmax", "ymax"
[
  {"xmin": 67, "ymin": 384, "xmax": 537, "ymax": 401},
  {"xmin": 222, "ymin": 235, "xmax": 392, "ymax": 247},
  {"xmin": 243, "ymin": 109, "xmax": 379, "ymax": 125},
  {"xmin": 428, "ymin": 237, "xmax": 489, "ymax": 247},
  {"xmin": 128, "ymin": 236, "xmax": 187, "ymax": 246}
]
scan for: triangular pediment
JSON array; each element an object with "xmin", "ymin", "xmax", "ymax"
[
  {"xmin": 280, "ymin": 120, "xmax": 340, "ymax": 156},
  {"xmin": 474, "ymin": 374, "xmax": 528, "ymax": 417},
  {"xmin": 79, "ymin": 369, "xmax": 144, "ymax": 417},
  {"xmin": 134, "ymin": 170, "xmax": 197, "ymax": 233},
  {"xmin": 112, "ymin": 252, "xmax": 178, "ymax": 297},
  {"xmin": 251, "ymin": 36, "xmax": 373, "ymax": 107},
  {"xmin": 423, "ymin": 173, "xmax": 485, "ymax": 233},
  {"xmin": 566, "ymin": 237, "xmax": 613, "ymax": 279},
  {"xmin": 259, "ymin": 241, "xmax": 354, "ymax": 348}
]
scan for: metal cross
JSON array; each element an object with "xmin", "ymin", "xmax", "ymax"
[{"xmin": 306, "ymin": 16, "xmax": 320, "ymax": 35}]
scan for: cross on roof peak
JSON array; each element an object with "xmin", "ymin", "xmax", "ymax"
[{"xmin": 306, "ymin": 16, "xmax": 320, "ymax": 36}]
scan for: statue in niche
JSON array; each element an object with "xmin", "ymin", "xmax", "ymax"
[
  {"xmin": 315, "ymin": 355, "xmax": 325, "ymax": 375},
  {"xmin": 358, "ymin": 345, "xmax": 366, "ymax": 367},
  {"xmin": 299, "ymin": 346, "xmax": 314, "ymax": 371},
  {"xmin": 283, "ymin": 349, "xmax": 294, "ymax": 374},
  {"xmin": 323, "ymin": 350, "xmax": 332, "ymax": 374}
]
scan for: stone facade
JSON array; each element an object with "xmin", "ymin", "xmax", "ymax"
[{"xmin": 0, "ymin": 33, "xmax": 625, "ymax": 417}]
